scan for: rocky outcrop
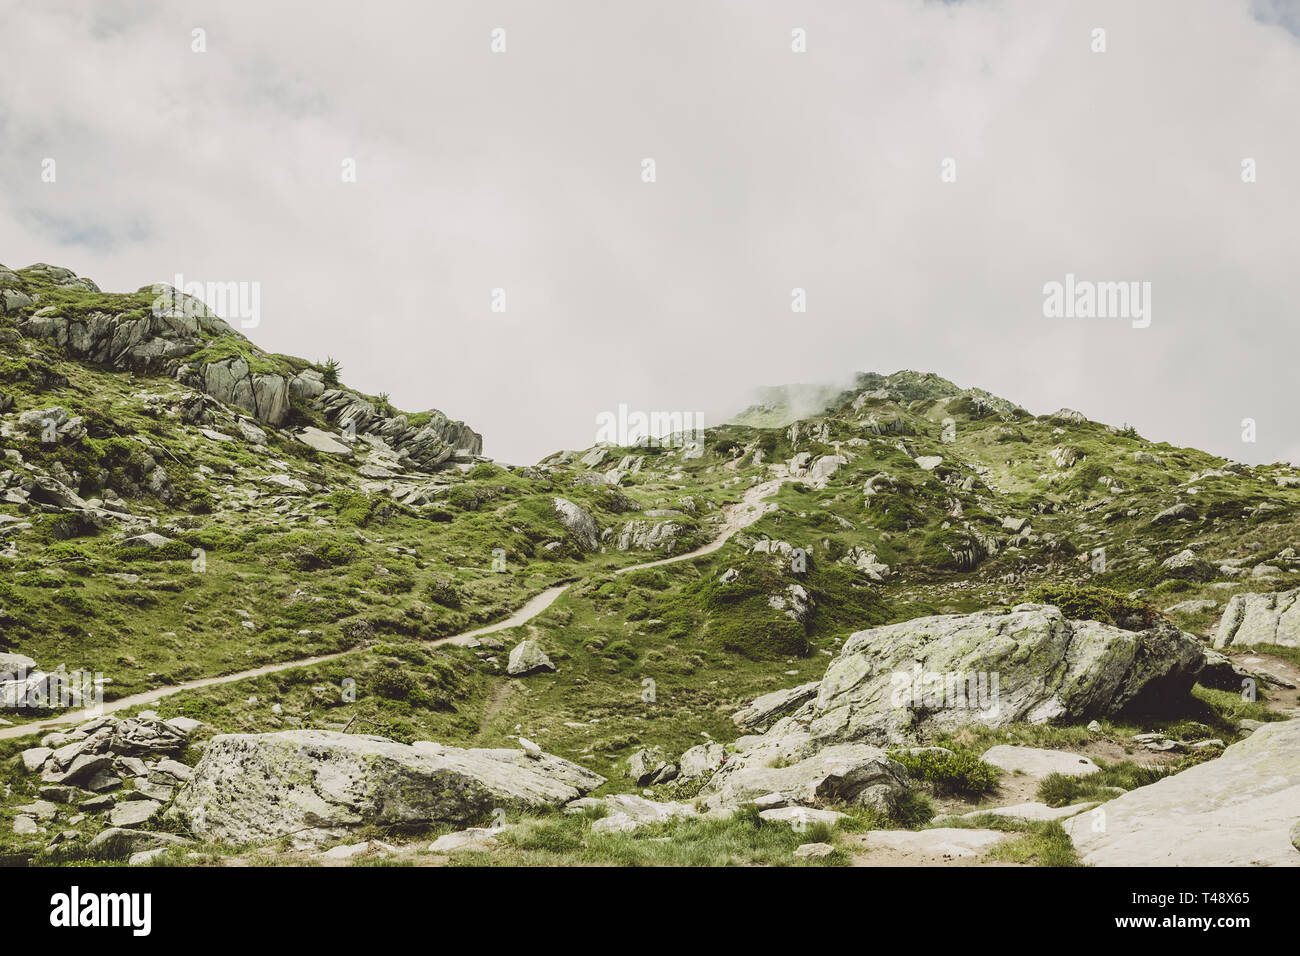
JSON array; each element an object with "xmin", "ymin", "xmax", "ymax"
[
  {"xmin": 10, "ymin": 283, "xmax": 303, "ymax": 428},
  {"xmin": 807, "ymin": 605, "xmax": 1206, "ymax": 745},
  {"xmin": 1214, "ymin": 588, "xmax": 1300, "ymax": 648},
  {"xmin": 185, "ymin": 359, "xmax": 289, "ymax": 425},
  {"xmin": 616, "ymin": 519, "xmax": 681, "ymax": 552},
  {"xmin": 6, "ymin": 265, "xmax": 481, "ymax": 447},
  {"xmin": 552, "ymin": 497, "xmax": 600, "ymax": 551},
  {"xmin": 169, "ymin": 731, "xmax": 604, "ymax": 845},
  {"xmin": 1065, "ymin": 719, "xmax": 1300, "ymax": 865},
  {"xmin": 18, "ymin": 293, "xmax": 232, "ymax": 371},
  {"xmin": 313, "ymin": 389, "xmax": 482, "ymax": 471}
]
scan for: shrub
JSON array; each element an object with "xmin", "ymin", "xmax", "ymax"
[
  {"xmin": 889, "ymin": 748, "xmax": 999, "ymax": 797},
  {"xmin": 1024, "ymin": 583, "xmax": 1157, "ymax": 629},
  {"xmin": 426, "ymin": 577, "xmax": 463, "ymax": 609}
]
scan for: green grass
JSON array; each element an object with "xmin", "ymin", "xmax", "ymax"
[{"xmin": 940, "ymin": 814, "xmax": 1083, "ymax": 867}]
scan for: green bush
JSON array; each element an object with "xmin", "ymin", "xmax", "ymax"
[
  {"xmin": 889, "ymin": 748, "xmax": 999, "ymax": 797},
  {"xmin": 1024, "ymin": 583, "xmax": 1157, "ymax": 629}
]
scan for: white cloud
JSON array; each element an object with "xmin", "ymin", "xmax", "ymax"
[{"xmin": 1, "ymin": 0, "xmax": 1297, "ymax": 465}]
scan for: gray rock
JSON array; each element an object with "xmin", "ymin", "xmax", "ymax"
[
  {"xmin": 552, "ymin": 497, "xmax": 600, "ymax": 551},
  {"xmin": 127, "ymin": 848, "xmax": 170, "ymax": 866},
  {"xmin": 703, "ymin": 738, "xmax": 908, "ymax": 813},
  {"xmin": 429, "ymin": 828, "xmax": 500, "ymax": 853},
  {"xmin": 507, "ymin": 640, "xmax": 556, "ymax": 676},
  {"xmin": 297, "ymin": 427, "xmax": 353, "ymax": 455},
  {"xmin": 109, "ymin": 800, "xmax": 162, "ymax": 829},
  {"xmin": 979, "ymin": 746, "xmax": 1100, "ymax": 779},
  {"xmin": 625, "ymin": 748, "xmax": 676, "ymax": 786},
  {"xmin": 20, "ymin": 747, "xmax": 52, "ymax": 773},
  {"xmin": 589, "ymin": 794, "xmax": 696, "ymax": 833},
  {"xmin": 110, "ymin": 717, "xmax": 187, "ymax": 756},
  {"xmin": 168, "ymin": 731, "xmax": 604, "ymax": 845},
  {"xmin": 1215, "ymin": 589, "xmax": 1300, "ymax": 648},
  {"xmin": 289, "ymin": 370, "xmax": 325, "ymax": 402},
  {"xmin": 616, "ymin": 519, "xmax": 681, "ymax": 552},
  {"xmin": 123, "ymin": 532, "xmax": 174, "ymax": 549},
  {"xmin": 793, "ymin": 841, "xmax": 836, "ymax": 858},
  {"xmin": 758, "ymin": 806, "xmax": 843, "ymax": 828},
  {"xmin": 1065, "ymin": 719, "xmax": 1300, "ymax": 866},
  {"xmin": 732, "ymin": 681, "xmax": 820, "ymax": 731},
  {"xmin": 1160, "ymin": 549, "xmax": 1215, "ymax": 582},
  {"xmin": 1151, "ymin": 503, "xmax": 1197, "ymax": 525},
  {"xmin": 807, "ymin": 605, "xmax": 1206, "ymax": 745},
  {"xmin": 1164, "ymin": 599, "xmax": 1218, "ymax": 615},
  {"xmin": 678, "ymin": 742, "xmax": 727, "ymax": 780}
]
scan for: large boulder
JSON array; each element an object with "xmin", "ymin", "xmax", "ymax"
[
  {"xmin": 552, "ymin": 498, "xmax": 600, "ymax": 551},
  {"xmin": 1214, "ymin": 588, "xmax": 1300, "ymax": 648},
  {"xmin": 1065, "ymin": 719, "xmax": 1300, "ymax": 866},
  {"xmin": 807, "ymin": 605, "xmax": 1206, "ymax": 745},
  {"xmin": 168, "ymin": 731, "xmax": 604, "ymax": 845},
  {"xmin": 701, "ymin": 730, "xmax": 908, "ymax": 813}
]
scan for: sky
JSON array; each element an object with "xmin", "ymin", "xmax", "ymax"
[{"xmin": 1, "ymin": 0, "xmax": 1298, "ymax": 466}]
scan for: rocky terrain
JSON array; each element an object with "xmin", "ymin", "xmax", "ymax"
[{"xmin": 2, "ymin": 262, "xmax": 1299, "ymax": 867}]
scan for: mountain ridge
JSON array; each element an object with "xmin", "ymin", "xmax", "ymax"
[{"xmin": 2, "ymin": 259, "xmax": 1299, "ymax": 868}]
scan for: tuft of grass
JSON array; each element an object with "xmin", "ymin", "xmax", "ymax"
[{"xmin": 1036, "ymin": 761, "xmax": 1169, "ymax": 807}]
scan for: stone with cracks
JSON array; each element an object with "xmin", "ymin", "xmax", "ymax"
[
  {"xmin": 1214, "ymin": 588, "xmax": 1300, "ymax": 649},
  {"xmin": 732, "ymin": 681, "xmax": 820, "ymax": 731},
  {"xmin": 701, "ymin": 728, "xmax": 908, "ymax": 813},
  {"xmin": 168, "ymin": 731, "xmax": 605, "ymax": 845},
  {"xmin": 807, "ymin": 605, "xmax": 1206, "ymax": 745}
]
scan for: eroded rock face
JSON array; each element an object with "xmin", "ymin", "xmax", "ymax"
[
  {"xmin": 1214, "ymin": 589, "xmax": 1300, "ymax": 648},
  {"xmin": 169, "ymin": 731, "xmax": 604, "ymax": 845},
  {"xmin": 1065, "ymin": 719, "xmax": 1300, "ymax": 866},
  {"xmin": 807, "ymin": 604, "xmax": 1206, "ymax": 746},
  {"xmin": 314, "ymin": 389, "xmax": 483, "ymax": 470}
]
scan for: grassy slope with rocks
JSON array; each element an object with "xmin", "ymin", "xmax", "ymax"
[{"xmin": 2, "ymin": 262, "xmax": 1298, "ymax": 867}]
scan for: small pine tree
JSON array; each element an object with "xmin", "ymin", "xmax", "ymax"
[{"xmin": 321, "ymin": 357, "xmax": 342, "ymax": 386}]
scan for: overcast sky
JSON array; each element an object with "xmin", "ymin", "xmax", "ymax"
[{"xmin": 2, "ymin": 0, "xmax": 1298, "ymax": 466}]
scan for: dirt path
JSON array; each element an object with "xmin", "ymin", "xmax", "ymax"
[{"xmin": 0, "ymin": 477, "xmax": 787, "ymax": 742}]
